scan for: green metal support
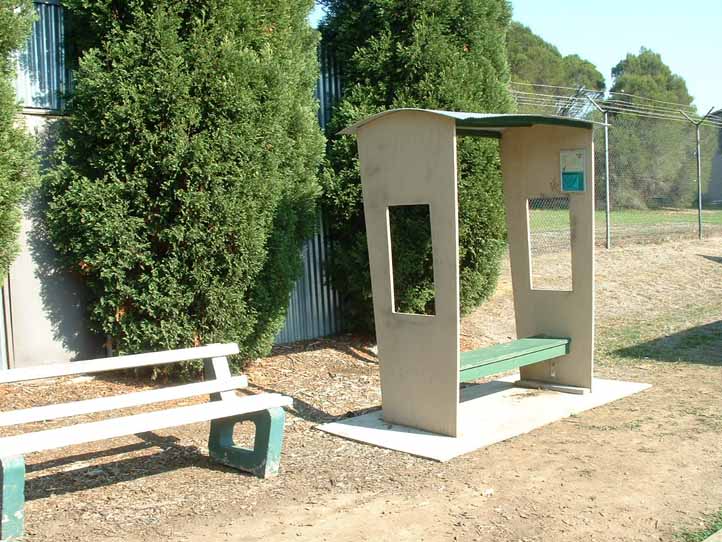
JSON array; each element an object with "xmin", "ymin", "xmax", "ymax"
[
  {"xmin": 1, "ymin": 455, "xmax": 26, "ymax": 541},
  {"xmin": 208, "ymin": 407, "xmax": 286, "ymax": 478}
]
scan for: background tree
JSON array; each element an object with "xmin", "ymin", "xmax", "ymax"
[
  {"xmin": 507, "ymin": 22, "xmax": 605, "ymax": 93},
  {"xmin": 320, "ymin": 0, "xmax": 513, "ymax": 332},
  {"xmin": 44, "ymin": 0, "xmax": 324, "ymax": 369},
  {"xmin": 610, "ymin": 48, "xmax": 692, "ymax": 105},
  {"xmin": 0, "ymin": 0, "xmax": 38, "ymax": 279},
  {"xmin": 607, "ymin": 48, "xmax": 697, "ymax": 208}
]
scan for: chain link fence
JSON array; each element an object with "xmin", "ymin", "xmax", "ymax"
[
  {"xmin": 514, "ymin": 88, "xmax": 722, "ymax": 248},
  {"xmin": 527, "ymin": 196, "xmax": 573, "ymax": 288},
  {"xmin": 528, "ymin": 196, "xmax": 571, "ymax": 254},
  {"xmin": 599, "ymin": 116, "xmax": 722, "ymax": 245}
]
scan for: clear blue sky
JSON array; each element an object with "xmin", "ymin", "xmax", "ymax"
[{"xmin": 309, "ymin": 1, "xmax": 721, "ymax": 113}]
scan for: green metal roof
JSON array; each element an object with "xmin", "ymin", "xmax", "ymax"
[{"xmin": 339, "ymin": 108, "xmax": 601, "ymax": 137}]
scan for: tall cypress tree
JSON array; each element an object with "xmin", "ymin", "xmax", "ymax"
[
  {"xmin": 0, "ymin": 1, "xmax": 38, "ymax": 278},
  {"xmin": 45, "ymin": 0, "xmax": 324, "ymax": 367},
  {"xmin": 320, "ymin": 0, "xmax": 514, "ymax": 331}
]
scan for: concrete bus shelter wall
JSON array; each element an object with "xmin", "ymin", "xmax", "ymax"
[
  {"xmin": 350, "ymin": 109, "xmax": 596, "ymax": 437},
  {"xmin": 502, "ymin": 125, "xmax": 595, "ymax": 390},
  {"xmin": 357, "ymin": 112, "xmax": 461, "ymax": 437}
]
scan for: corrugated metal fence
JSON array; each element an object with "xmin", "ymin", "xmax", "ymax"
[
  {"xmin": 275, "ymin": 213, "xmax": 341, "ymax": 343},
  {"xmin": 15, "ymin": 0, "xmax": 66, "ymax": 111},
  {"xmin": 275, "ymin": 45, "xmax": 343, "ymax": 344}
]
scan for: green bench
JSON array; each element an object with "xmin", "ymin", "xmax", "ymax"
[
  {"xmin": 460, "ymin": 337, "xmax": 571, "ymax": 383},
  {"xmin": 0, "ymin": 344, "xmax": 292, "ymax": 541}
]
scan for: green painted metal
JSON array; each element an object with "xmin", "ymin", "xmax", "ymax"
[
  {"xmin": 454, "ymin": 114, "xmax": 593, "ymax": 131},
  {"xmin": 1, "ymin": 455, "xmax": 26, "ymax": 541},
  {"xmin": 562, "ymin": 171, "xmax": 585, "ymax": 192},
  {"xmin": 460, "ymin": 337, "xmax": 570, "ymax": 369},
  {"xmin": 340, "ymin": 109, "xmax": 601, "ymax": 136},
  {"xmin": 459, "ymin": 337, "xmax": 570, "ymax": 383},
  {"xmin": 208, "ymin": 407, "xmax": 286, "ymax": 479},
  {"xmin": 455, "ymin": 128, "xmax": 502, "ymax": 139}
]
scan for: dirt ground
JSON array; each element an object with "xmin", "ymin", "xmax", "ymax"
[{"xmin": 2, "ymin": 238, "xmax": 722, "ymax": 542}]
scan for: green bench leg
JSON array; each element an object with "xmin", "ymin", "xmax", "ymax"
[
  {"xmin": 1, "ymin": 455, "xmax": 25, "ymax": 541},
  {"xmin": 208, "ymin": 407, "xmax": 286, "ymax": 478}
]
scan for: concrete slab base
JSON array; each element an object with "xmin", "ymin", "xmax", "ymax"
[{"xmin": 318, "ymin": 376, "xmax": 650, "ymax": 462}]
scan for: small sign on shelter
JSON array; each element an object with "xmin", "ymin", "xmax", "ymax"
[{"xmin": 560, "ymin": 148, "xmax": 587, "ymax": 192}]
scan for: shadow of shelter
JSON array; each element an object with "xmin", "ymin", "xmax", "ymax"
[{"xmin": 614, "ymin": 320, "xmax": 722, "ymax": 365}]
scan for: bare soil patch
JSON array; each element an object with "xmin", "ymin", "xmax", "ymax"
[{"xmin": 2, "ymin": 239, "xmax": 722, "ymax": 541}]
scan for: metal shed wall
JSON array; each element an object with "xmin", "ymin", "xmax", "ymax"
[
  {"xmin": 275, "ymin": 45, "xmax": 343, "ymax": 344},
  {"xmin": 15, "ymin": 0, "xmax": 67, "ymax": 111}
]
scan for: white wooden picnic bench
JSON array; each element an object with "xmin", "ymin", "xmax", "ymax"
[{"xmin": 0, "ymin": 343, "xmax": 292, "ymax": 541}]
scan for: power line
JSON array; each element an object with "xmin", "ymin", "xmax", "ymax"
[
  {"xmin": 605, "ymin": 90, "xmax": 697, "ymax": 113},
  {"xmin": 512, "ymin": 80, "xmax": 698, "ymax": 113},
  {"xmin": 509, "ymin": 86, "xmax": 722, "ymax": 128},
  {"xmin": 603, "ymin": 98, "xmax": 696, "ymax": 117},
  {"xmin": 510, "ymin": 80, "xmax": 707, "ymax": 117}
]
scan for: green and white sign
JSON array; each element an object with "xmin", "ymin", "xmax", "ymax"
[{"xmin": 560, "ymin": 149, "xmax": 586, "ymax": 192}]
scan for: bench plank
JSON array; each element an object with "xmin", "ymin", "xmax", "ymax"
[
  {"xmin": 0, "ymin": 393, "xmax": 293, "ymax": 457},
  {"xmin": 459, "ymin": 337, "xmax": 570, "ymax": 383},
  {"xmin": 0, "ymin": 343, "xmax": 240, "ymax": 384},
  {"xmin": 0, "ymin": 376, "xmax": 249, "ymax": 427}
]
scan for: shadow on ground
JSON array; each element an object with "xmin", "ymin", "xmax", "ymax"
[
  {"xmin": 614, "ymin": 320, "xmax": 722, "ymax": 365},
  {"xmin": 271, "ymin": 335, "xmax": 378, "ymax": 365},
  {"xmin": 24, "ymin": 432, "xmax": 247, "ymax": 501},
  {"xmin": 699, "ymin": 254, "xmax": 722, "ymax": 265},
  {"xmin": 249, "ymin": 382, "xmax": 379, "ymax": 424}
]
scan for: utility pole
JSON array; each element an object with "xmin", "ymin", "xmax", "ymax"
[
  {"xmin": 587, "ymin": 94, "xmax": 611, "ymax": 249},
  {"xmin": 680, "ymin": 107, "xmax": 715, "ymax": 240}
]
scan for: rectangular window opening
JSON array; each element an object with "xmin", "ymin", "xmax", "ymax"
[
  {"xmin": 388, "ymin": 204, "xmax": 436, "ymax": 315},
  {"xmin": 528, "ymin": 197, "xmax": 573, "ymax": 291}
]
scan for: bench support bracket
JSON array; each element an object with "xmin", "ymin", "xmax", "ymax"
[
  {"xmin": 208, "ymin": 407, "xmax": 286, "ymax": 478},
  {"xmin": 1, "ymin": 455, "xmax": 25, "ymax": 541}
]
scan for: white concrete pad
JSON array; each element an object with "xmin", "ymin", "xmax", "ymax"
[{"xmin": 318, "ymin": 377, "xmax": 650, "ymax": 462}]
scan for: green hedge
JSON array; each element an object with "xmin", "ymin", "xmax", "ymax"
[
  {"xmin": 0, "ymin": 1, "xmax": 38, "ymax": 280},
  {"xmin": 320, "ymin": 0, "xmax": 513, "ymax": 332},
  {"xmin": 44, "ymin": 0, "xmax": 324, "ymax": 371}
]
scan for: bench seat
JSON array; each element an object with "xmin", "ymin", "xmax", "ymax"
[
  {"xmin": 460, "ymin": 337, "xmax": 570, "ymax": 382},
  {"xmin": 0, "ymin": 376, "xmax": 249, "ymax": 427},
  {"xmin": 0, "ymin": 344, "xmax": 293, "ymax": 541},
  {"xmin": 0, "ymin": 393, "xmax": 292, "ymax": 457}
]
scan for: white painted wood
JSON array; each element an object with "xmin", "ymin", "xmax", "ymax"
[
  {"xmin": 0, "ymin": 376, "xmax": 249, "ymax": 427},
  {"xmin": 501, "ymin": 125, "xmax": 595, "ymax": 390},
  {"xmin": 0, "ymin": 393, "xmax": 293, "ymax": 457},
  {"xmin": 0, "ymin": 343, "xmax": 240, "ymax": 384},
  {"xmin": 203, "ymin": 356, "xmax": 236, "ymax": 402},
  {"xmin": 357, "ymin": 110, "xmax": 460, "ymax": 437}
]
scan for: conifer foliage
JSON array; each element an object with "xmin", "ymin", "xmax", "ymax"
[
  {"xmin": 45, "ymin": 0, "xmax": 324, "ymax": 367},
  {"xmin": 320, "ymin": 0, "xmax": 514, "ymax": 331},
  {"xmin": 0, "ymin": 1, "xmax": 38, "ymax": 279}
]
